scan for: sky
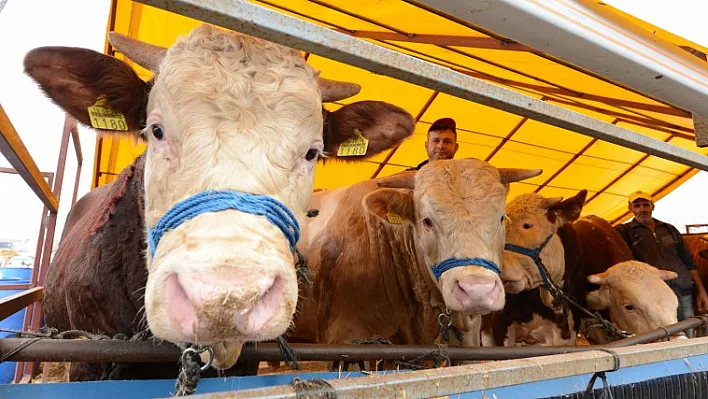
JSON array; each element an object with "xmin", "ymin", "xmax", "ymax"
[{"xmin": 0, "ymin": 0, "xmax": 707, "ymax": 254}]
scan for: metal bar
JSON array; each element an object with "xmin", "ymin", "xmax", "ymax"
[
  {"xmin": 69, "ymin": 119, "xmax": 83, "ymax": 165},
  {"xmin": 0, "ymin": 104, "xmax": 59, "ymax": 212},
  {"xmin": 484, "ymin": 117, "xmax": 529, "ymax": 162},
  {"xmin": 133, "ymin": 0, "xmax": 708, "ymax": 170},
  {"xmin": 533, "ymin": 119, "xmax": 620, "ymax": 193},
  {"xmin": 2, "ymin": 316, "xmax": 703, "ymax": 364},
  {"xmin": 0, "ymin": 288, "xmax": 43, "ymax": 322},
  {"xmin": 414, "ymin": 0, "xmax": 708, "ymax": 119},
  {"xmin": 17, "ymin": 117, "xmax": 72, "ymax": 381},
  {"xmin": 71, "ymin": 163, "xmax": 81, "ymax": 207},
  {"xmin": 92, "ymin": 138, "xmax": 103, "ymax": 188},
  {"xmin": 0, "ymin": 284, "xmax": 32, "ymax": 291},
  {"xmin": 335, "ymin": 30, "xmax": 531, "ymax": 51},
  {"xmin": 370, "ymin": 91, "xmax": 439, "ymax": 179},
  {"xmin": 192, "ymin": 338, "xmax": 708, "ymax": 399},
  {"xmin": 584, "ymin": 135, "xmax": 675, "ymax": 206}
]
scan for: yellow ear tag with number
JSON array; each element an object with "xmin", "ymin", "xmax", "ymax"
[
  {"xmin": 336, "ymin": 128, "xmax": 369, "ymax": 157},
  {"xmin": 87, "ymin": 96, "xmax": 129, "ymax": 131},
  {"xmin": 386, "ymin": 211, "xmax": 402, "ymax": 224}
]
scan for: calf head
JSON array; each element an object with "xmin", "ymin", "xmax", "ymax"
[
  {"xmin": 24, "ymin": 24, "xmax": 414, "ymax": 367},
  {"xmin": 586, "ymin": 261, "xmax": 678, "ymax": 335},
  {"xmin": 502, "ymin": 190, "xmax": 587, "ymax": 294},
  {"xmin": 366, "ymin": 158, "xmax": 542, "ymax": 314}
]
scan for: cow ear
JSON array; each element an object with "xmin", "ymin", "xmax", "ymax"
[
  {"xmin": 547, "ymin": 189, "xmax": 587, "ymax": 224},
  {"xmin": 323, "ymin": 101, "xmax": 414, "ymax": 160},
  {"xmin": 586, "ymin": 287, "xmax": 611, "ymax": 310},
  {"xmin": 24, "ymin": 46, "xmax": 149, "ymax": 136},
  {"xmin": 656, "ymin": 270, "xmax": 679, "ymax": 281},
  {"xmin": 363, "ymin": 188, "xmax": 415, "ymax": 226}
]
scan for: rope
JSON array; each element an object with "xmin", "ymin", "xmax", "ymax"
[
  {"xmin": 276, "ymin": 336, "xmax": 299, "ymax": 370},
  {"xmin": 431, "ymin": 257, "xmax": 500, "ymax": 280},
  {"xmin": 0, "ymin": 337, "xmax": 42, "ymax": 363},
  {"xmin": 175, "ymin": 348, "xmax": 202, "ymax": 396},
  {"xmin": 584, "ymin": 348, "xmax": 621, "ymax": 399},
  {"xmin": 148, "ymin": 190, "xmax": 300, "ymax": 258},
  {"xmin": 392, "ymin": 346, "xmax": 451, "ymax": 370},
  {"xmin": 289, "ymin": 376, "xmax": 337, "ymax": 399},
  {"xmin": 504, "ymin": 234, "xmax": 632, "ymax": 340}
]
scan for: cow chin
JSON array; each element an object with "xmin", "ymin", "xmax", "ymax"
[
  {"xmin": 144, "ymin": 231, "xmax": 298, "ymax": 346},
  {"xmin": 439, "ymin": 268, "xmax": 504, "ymax": 314}
]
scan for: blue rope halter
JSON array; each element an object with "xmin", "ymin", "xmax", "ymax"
[
  {"xmin": 431, "ymin": 257, "xmax": 501, "ymax": 281},
  {"xmin": 504, "ymin": 233, "xmax": 555, "ymax": 287},
  {"xmin": 147, "ymin": 190, "xmax": 299, "ymax": 258}
]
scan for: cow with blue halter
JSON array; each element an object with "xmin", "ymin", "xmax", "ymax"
[
  {"xmin": 24, "ymin": 24, "xmax": 416, "ymax": 380},
  {"xmin": 280, "ymin": 158, "xmax": 541, "ymax": 356},
  {"xmin": 481, "ymin": 190, "xmax": 588, "ymax": 347}
]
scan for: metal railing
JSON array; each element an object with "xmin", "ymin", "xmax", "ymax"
[{"xmin": 0, "ymin": 104, "xmax": 82, "ymax": 383}]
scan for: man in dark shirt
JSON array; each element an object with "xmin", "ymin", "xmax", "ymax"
[
  {"xmin": 615, "ymin": 191, "xmax": 708, "ymax": 336},
  {"xmin": 406, "ymin": 117, "xmax": 459, "ymax": 171}
]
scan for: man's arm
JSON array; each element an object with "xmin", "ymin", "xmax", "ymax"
[{"xmin": 689, "ymin": 270, "xmax": 708, "ymax": 314}]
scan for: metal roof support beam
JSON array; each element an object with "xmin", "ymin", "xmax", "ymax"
[
  {"xmin": 134, "ymin": 0, "xmax": 708, "ymax": 171},
  {"xmin": 335, "ymin": 30, "xmax": 531, "ymax": 51},
  {"xmin": 415, "ymin": 0, "xmax": 708, "ymax": 120},
  {"xmin": 0, "ymin": 104, "xmax": 59, "ymax": 212}
]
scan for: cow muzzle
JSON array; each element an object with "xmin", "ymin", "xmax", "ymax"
[
  {"xmin": 144, "ymin": 189, "xmax": 301, "ymax": 345},
  {"xmin": 435, "ymin": 258, "xmax": 505, "ymax": 314}
]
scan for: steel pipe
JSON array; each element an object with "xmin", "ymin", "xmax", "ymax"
[
  {"xmin": 1, "ymin": 316, "xmax": 705, "ymax": 364},
  {"xmin": 134, "ymin": 0, "xmax": 708, "ymax": 171}
]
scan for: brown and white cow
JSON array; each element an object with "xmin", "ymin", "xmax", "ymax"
[
  {"xmin": 586, "ymin": 261, "xmax": 679, "ymax": 337},
  {"xmin": 574, "ymin": 216, "xmax": 685, "ymax": 342},
  {"xmin": 26, "ymin": 24, "xmax": 415, "ymax": 380},
  {"xmin": 482, "ymin": 190, "xmax": 587, "ymax": 347},
  {"xmin": 285, "ymin": 159, "xmax": 541, "ymax": 350}
]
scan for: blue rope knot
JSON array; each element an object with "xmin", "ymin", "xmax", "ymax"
[
  {"xmin": 504, "ymin": 233, "xmax": 555, "ymax": 287},
  {"xmin": 148, "ymin": 190, "xmax": 299, "ymax": 258},
  {"xmin": 431, "ymin": 257, "xmax": 501, "ymax": 281}
]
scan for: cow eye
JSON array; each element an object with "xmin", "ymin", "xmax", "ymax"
[
  {"xmin": 151, "ymin": 125, "xmax": 165, "ymax": 140},
  {"xmin": 422, "ymin": 218, "xmax": 433, "ymax": 229},
  {"xmin": 523, "ymin": 223, "xmax": 533, "ymax": 230},
  {"xmin": 623, "ymin": 304, "xmax": 635, "ymax": 312},
  {"xmin": 305, "ymin": 148, "xmax": 319, "ymax": 161}
]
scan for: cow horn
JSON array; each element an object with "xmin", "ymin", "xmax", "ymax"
[
  {"xmin": 108, "ymin": 32, "xmax": 167, "ymax": 73},
  {"xmin": 318, "ymin": 77, "xmax": 361, "ymax": 102},
  {"xmin": 376, "ymin": 171, "xmax": 416, "ymax": 189},
  {"xmin": 497, "ymin": 168, "xmax": 543, "ymax": 185}
]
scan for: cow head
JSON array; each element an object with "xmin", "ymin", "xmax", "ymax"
[
  {"xmin": 502, "ymin": 190, "xmax": 587, "ymax": 294},
  {"xmin": 367, "ymin": 158, "xmax": 542, "ymax": 314},
  {"xmin": 586, "ymin": 261, "xmax": 678, "ymax": 335},
  {"xmin": 24, "ymin": 24, "xmax": 414, "ymax": 368}
]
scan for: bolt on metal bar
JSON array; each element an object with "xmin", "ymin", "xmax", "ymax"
[{"xmin": 135, "ymin": 0, "xmax": 708, "ymax": 171}]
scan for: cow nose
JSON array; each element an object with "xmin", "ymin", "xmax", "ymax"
[
  {"xmin": 164, "ymin": 270, "xmax": 285, "ymax": 340},
  {"xmin": 453, "ymin": 276, "xmax": 501, "ymax": 311}
]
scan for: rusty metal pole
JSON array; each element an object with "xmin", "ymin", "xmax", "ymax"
[
  {"xmin": 16, "ymin": 115, "xmax": 72, "ymax": 382},
  {"xmin": 70, "ymin": 120, "xmax": 82, "ymax": 206}
]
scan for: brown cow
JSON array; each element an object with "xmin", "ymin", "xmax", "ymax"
[
  {"xmin": 26, "ymin": 24, "xmax": 415, "ymax": 380},
  {"xmin": 286, "ymin": 159, "xmax": 541, "ymax": 351},
  {"xmin": 482, "ymin": 190, "xmax": 587, "ymax": 347}
]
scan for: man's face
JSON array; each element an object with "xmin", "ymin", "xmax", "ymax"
[
  {"xmin": 630, "ymin": 199, "xmax": 654, "ymax": 224},
  {"xmin": 425, "ymin": 129, "xmax": 459, "ymax": 161}
]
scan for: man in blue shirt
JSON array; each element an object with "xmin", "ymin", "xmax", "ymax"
[{"xmin": 615, "ymin": 191, "xmax": 708, "ymax": 336}]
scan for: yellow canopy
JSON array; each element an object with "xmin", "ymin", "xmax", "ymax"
[{"xmin": 93, "ymin": 0, "xmax": 708, "ymax": 224}]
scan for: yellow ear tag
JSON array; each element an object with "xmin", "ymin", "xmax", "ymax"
[
  {"xmin": 336, "ymin": 128, "xmax": 369, "ymax": 157},
  {"xmin": 386, "ymin": 211, "xmax": 402, "ymax": 224},
  {"xmin": 87, "ymin": 96, "xmax": 129, "ymax": 131}
]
